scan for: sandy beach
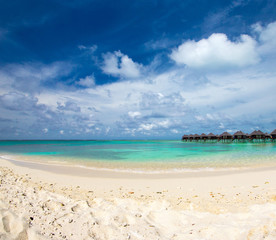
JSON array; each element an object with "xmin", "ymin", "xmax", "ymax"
[
  {"xmin": 0, "ymin": 156, "xmax": 276, "ymax": 239},
  {"xmin": 2, "ymin": 0, "xmax": 276, "ymax": 238}
]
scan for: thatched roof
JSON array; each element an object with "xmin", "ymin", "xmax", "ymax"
[
  {"xmin": 250, "ymin": 130, "xmax": 265, "ymax": 136},
  {"xmin": 200, "ymin": 133, "xmax": 207, "ymax": 138},
  {"xmin": 257, "ymin": 130, "xmax": 265, "ymax": 135},
  {"xmin": 271, "ymin": 129, "xmax": 276, "ymax": 135},
  {"xmin": 233, "ymin": 131, "xmax": 246, "ymax": 136},
  {"xmin": 250, "ymin": 130, "xmax": 258, "ymax": 136},
  {"xmin": 207, "ymin": 133, "xmax": 216, "ymax": 137},
  {"xmin": 219, "ymin": 132, "xmax": 232, "ymax": 137},
  {"xmin": 181, "ymin": 129, "xmax": 275, "ymax": 141}
]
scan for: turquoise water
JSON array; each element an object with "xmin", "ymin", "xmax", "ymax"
[{"xmin": 0, "ymin": 140, "xmax": 276, "ymax": 171}]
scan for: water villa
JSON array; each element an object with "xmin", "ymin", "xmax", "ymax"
[
  {"xmin": 200, "ymin": 133, "xmax": 208, "ymax": 141},
  {"xmin": 207, "ymin": 133, "xmax": 217, "ymax": 140},
  {"xmin": 182, "ymin": 129, "xmax": 276, "ymax": 142},
  {"xmin": 249, "ymin": 130, "xmax": 265, "ymax": 140},
  {"xmin": 219, "ymin": 132, "xmax": 233, "ymax": 142},
  {"xmin": 233, "ymin": 131, "xmax": 247, "ymax": 140},
  {"xmin": 232, "ymin": 131, "xmax": 248, "ymax": 142}
]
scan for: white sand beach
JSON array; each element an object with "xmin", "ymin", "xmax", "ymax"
[{"xmin": 0, "ymin": 156, "xmax": 276, "ymax": 239}]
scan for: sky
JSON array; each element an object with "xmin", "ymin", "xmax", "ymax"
[{"xmin": 0, "ymin": 0, "xmax": 276, "ymax": 140}]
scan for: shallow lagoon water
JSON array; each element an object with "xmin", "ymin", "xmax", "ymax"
[{"xmin": 0, "ymin": 140, "xmax": 276, "ymax": 172}]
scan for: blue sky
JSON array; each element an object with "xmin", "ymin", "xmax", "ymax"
[{"xmin": 0, "ymin": 0, "xmax": 276, "ymax": 139}]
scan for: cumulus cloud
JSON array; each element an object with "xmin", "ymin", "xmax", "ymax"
[
  {"xmin": 253, "ymin": 21, "xmax": 276, "ymax": 54},
  {"xmin": 139, "ymin": 123, "xmax": 155, "ymax": 131},
  {"xmin": 1, "ymin": 63, "xmax": 276, "ymax": 139},
  {"xmin": 101, "ymin": 51, "xmax": 142, "ymax": 78},
  {"xmin": 1, "ymin": 21, "xmax": 276, "ymax": 139},
  {"xmin": 170, "ymin": 33, "xmax": 259, "ymax": 69},
  {"xmin": 77, "ymin": 75, "xmax": 95, "ymax": 88}
]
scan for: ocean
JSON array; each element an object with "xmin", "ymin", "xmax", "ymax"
[{"xmin": 0, "ymin": 140, "xmax": 276, "ymax": 172}]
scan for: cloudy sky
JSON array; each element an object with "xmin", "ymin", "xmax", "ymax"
[{"xmin": 0, "ymin": 0, "xmax": 276, "ymax": 139}]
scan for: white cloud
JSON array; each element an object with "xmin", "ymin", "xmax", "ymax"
[
  {"xmin": 57, "ymin": 101, "xmax": 81, "ymax": 112},
  {"xmin": 195, "ymin": 116, "xmax": 204, "ymax": 121},
  {"xmin": 2, "ymin": 21, "xmax": 276, "ymax": 139},
  {"xmin": 101, "ymin": 51, "xmax": 142, "ymax": 78},
  {"xmin": 158, "ymin": 120, "xmax": 170, "ymax": 128},
  {"xmin": 128, "ymin": 111, "xmax": 141, "ymax": 118},
  {"xmin": 0, "ymin": 92, "xmax": 39, "ymax": 111},
  {"xmin": 170, "ymin": 33, "xmax": 259, "ymax": 69},
  {"xmin": 2, "ymin": 54, "xmax": 276, "ymax": 139},
  {"xmin": 171, "ymin": 129, "xmax": 179, "ymax": 134},
  {"xmin": 0, "ymin": 62, "xmax": 73, "ymax": 94},
  {"xmin": 43, "ymin": 128, "xmax": 48, "ymax": 133},
  {"xmin": 139, "ymin": 123, "xmax": 155, "ymax": 131},
  {"xmin": 77, "ymin": 75, "xmax": 95, "ymax": 88},
  {"xmin": 259, "ymin": 22, "xmax": 276, "ymax": 43},
  {"xmin": 255, "ymin": 21, "xmax": 276, "ymax": 54},
  {"xmin": 206, "ymin": 113, "xmax": 216, "ymax": 120}
]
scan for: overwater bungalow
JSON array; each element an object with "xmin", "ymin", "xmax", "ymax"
[
  {"xmin": 207, "ymin": 133, "xmax": 217, "ymax": 140},
  {"xmin": 249, "ymin": 130, "xmax": 265, "ymax": 141},
  {"xmin": 271, "ymin": 129, "xmax": 276, "ymax": 141},
  {"xmin": 181, "ymin": 129, "xmax": 276, "ymax": 143},
  {"xmin": 219, "ymin": 132, "xmax": 233, "ymax": 141},
  {"xmin": 182, "ymin": 134, "xmax": 189, "ymax": 141},
  {"xmin": 193, "ymin": 134, "xmax": 200, "ymax": 141},
  {"xmin": 233, "ymin": 131, "xmax": 247, "ymax": 140},
  {"xmin": 188, "ymin": 134, "xmax": 194, "ymax": 141},
  {"xmin": 200, "ymin": 133, "xmax": 208, "ymax": 141}
]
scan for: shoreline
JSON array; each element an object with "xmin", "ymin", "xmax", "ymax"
[
  {"xmin": 1, "ymin": 140, "xmax": 276, "ymax": 172},
  {"xmin": 2, "ymin": 153, "xmax": 276, "ymax": 177},
  {"xmin": 1, "ymin": 156, "xmax": 275, "ymax": 207},
  {"xmin": 1, "ymin": 156, "xmax": 276, "ymax": 239}
]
